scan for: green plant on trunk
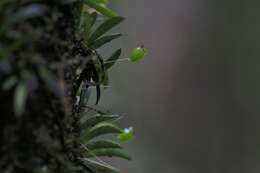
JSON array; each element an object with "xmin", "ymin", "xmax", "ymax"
[{"xmin": 0, "ymin": 0, "xmax": 146, "ymax": 173}]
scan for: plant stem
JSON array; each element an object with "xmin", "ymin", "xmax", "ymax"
[{"xmin": 105, "ymin": 58, "xmax": 130, "ymax": 64}]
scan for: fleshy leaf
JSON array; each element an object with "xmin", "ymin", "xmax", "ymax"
[
  {"xmin": 85, "ymin": 140, "xmax": 123, "ymax": 150},
  {"xmin": 88, "ymin": 16, "xmax": 125, "ymax": 44},
  {"xmin": 81, "ymin": 114, "xmax": 120, "ymax": 129},
  {"xmin": 82, "ymin": 12, "xmax": 94, "ymax": 41},
  {"xmin": 85, "ymin": 148, "xmax": 132, "ymax": 160},
  {"xmin": 81, "ymin": 123, "xmax": 123, "ymax": 142},
  {"xmin": 104, "ymin": 49, "xmax": 121, "ymax": 70},
  {"xmin": 89, "ymin": 33, "xmax": 122, "ymax": 49},
  {"xmin": 84, "ymin": 0, "xmax": 118, "ymax": 17}
]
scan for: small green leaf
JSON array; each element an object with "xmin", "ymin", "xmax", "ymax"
[
  {"xmin": 89, "ymin": 33, "xmax": 122, "ymax": 49},
  {"xmin": 129, "ymin": 46, "xmax": 147, "ymax": 62},
  {"xmin": 118, "ymin": 127, "xmax": 135, "ymax": 143},
  {"xmin": 81, "ymin": 114, "xmax": 120, "ymax": 129},
  {"xmin": 81, "ymin": 158, "xmax": 119, "ymax": 173},
  {"xmin": 88, "ymin": 16, "xmax": 125, "ymax": 44},
  {"xmin": 85, "ymin": 148, "xmax": 132, "ymax": 160},
  {"xmin": 104, "ymin": 49, "xmax": 122, "ymax": 70},
  {"xmin": 81, "ymin": 123, "xmax": 123, "ymax": 142},
  {"xmin": 14, "ymin": 82, "xmax": 28, "ymax": 117},
  {"xmin": 84, "ymin": 0, "xmax": 118, "ymax": 17},
  {"xmin": 85, "ymin": 140, "xmax": 123, "ymax": 150}
]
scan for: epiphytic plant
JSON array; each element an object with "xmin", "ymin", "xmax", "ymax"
[{"xmin": 0, "ymin": 0, "xmax": 146, "ymax": 173}]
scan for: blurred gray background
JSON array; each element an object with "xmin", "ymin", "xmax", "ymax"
[{"xmin": 99, "ymin": 0, "xmax": 260, "ymax": 173}]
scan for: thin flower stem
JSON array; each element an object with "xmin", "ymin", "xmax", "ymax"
[{"xmin": 105, "ymin": 58, "xmax": 130, "ymax": 64}]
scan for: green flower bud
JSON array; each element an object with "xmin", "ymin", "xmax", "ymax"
[
  {"xmin": 129, "ymin": 46, "xmax": 147, "ymax": 62},
  {"xmin": 118, "ymin": 127, "xmax": 135, "ymax": 143}
]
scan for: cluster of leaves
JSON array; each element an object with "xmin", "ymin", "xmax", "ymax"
[
  {"xmin": 0, "ymin": 0, "xmax": 142, "ymax": 173},
  {"xmin": 69, "ymin": 1, "xmax": 136, "ymax": 173}
]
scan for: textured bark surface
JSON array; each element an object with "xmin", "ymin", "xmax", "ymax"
[{"xmin": 0, "ymin": 1, "xmax": 90, "ymax": 172}]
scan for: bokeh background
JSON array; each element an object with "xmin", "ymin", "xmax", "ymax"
[{"xmin": 99, "ymin": 0, "xmax": 260, "ymax": 173}]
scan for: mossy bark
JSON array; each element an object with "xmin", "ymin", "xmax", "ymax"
[{"xmin": 0, "ymin": 1, "xmax": 90, "ymax": 172}]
